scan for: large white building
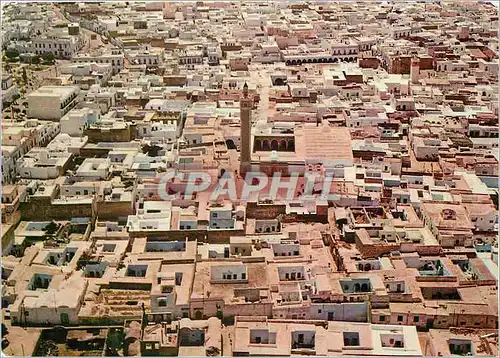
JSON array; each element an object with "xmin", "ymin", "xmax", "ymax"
[
  {"xmin": 27, "ymin": 85, "xmax": 80, "ymax": 120},
  {"xmin": 31, "ymin": 34, "xmax": 83, "ymax": 58},
  {"xmin": 72, "ymin": 49, "xmax": 125, "ymax": 74}
]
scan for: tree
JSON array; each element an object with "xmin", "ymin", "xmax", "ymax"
[
  {"xmin": 31, "ymin": 56, "xmax": 41, "ymax": 65},
  {"xmin": 5, "ymin": 49, "xmax": 19, "ymax": 59},
  {"xmin": 105, "ymin": 328, "xmax": 124, "ymax": 356},
  {"xmin": 41, "ymin": 52, "xmax": 55, "ymax": 64},
  {"xmin": 44, "ymin": 221, "xmax": 59, "ymax": 236},
  {"xmin": 141, "ymin": 144, "xmax": 162, "ymax": 157}
]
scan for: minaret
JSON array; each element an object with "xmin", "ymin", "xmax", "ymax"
[{"xmin": 240, "ymin": 82, "xmax": 252, "ymax": 176}]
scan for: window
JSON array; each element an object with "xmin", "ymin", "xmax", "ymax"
[
  {"xmin": 241, "ymin": 273, "xmax": 246, "ymax": 280},
  {"xmin": 233, "ymin": 274, "xmax": 237, "ymax": 279},
  {"xmin": 343, "ymin": 332, "xmax": 360, "ymax": 346},
  {"xmin": 414, "ymin": 316, "xmax": 419, "ymax": 323},
  {"xmin": 380, "ymin": 316, "xmax": 385, "ymax": 321},
  {"xmin": 397, "ymin": 315, "xmax": 403, "ymax": 322}
]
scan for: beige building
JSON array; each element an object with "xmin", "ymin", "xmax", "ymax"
[{"xmin": 27, "ymin": 86, "xmax": 80, "ymax": 120}]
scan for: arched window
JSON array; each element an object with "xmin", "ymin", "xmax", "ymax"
[
  {"xmin": 254, "ymin": 139, "xmax": 262, "ymax": 151},
  {"xmin": 279, "ymin": 140, "xmax": 287, "ymax": 151},
  {"xmin": 263, "ymin": 140, "xmax": 270, "ymax": 151},
  {"xmin": 271, "ymin": 140, "xmax": 278, "ymax": 150}
]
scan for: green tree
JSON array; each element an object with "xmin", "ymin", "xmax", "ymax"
[
  {"xmin": 31, "ymin": 56, "xmax": 41, "ymax": 65},
  {"xmin": 41, "ymin": 52, "xmax": 55, "ymax": 64},
  {"xmin": 105, "ymin": 328, "xmax": 124, "ymax": 356},
  {"xmin": 5, "ymin": 49, "xmax": 19, "ymax": 59},
  {"xmin": 141, "ymin": 144, "xmax": 162, "ymax": 157},
  {"xmin": 44, "ymin": 221, "xmax": 59, "ymax": 236}
]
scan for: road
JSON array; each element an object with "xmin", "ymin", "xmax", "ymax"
[{"xmin": 249, "ymin": 63, "xmax": 273, "ymax": 123}]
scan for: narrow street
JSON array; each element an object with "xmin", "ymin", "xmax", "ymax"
[
  {"xmin": 221, "ymin": 324, "xmax": 234, "ymax": 356},
  {"xmin": 249, "ymin": 63, "xmax": 273, "ymax": 124}
]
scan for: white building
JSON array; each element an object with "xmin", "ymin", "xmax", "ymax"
[
  {"xmin": 47, "ymin": 133, "xmax": 89, "ymax": 155},
  {"xmin": 10, "ymin": 274, "xmax": 88, "ymax": 326},
  {"xmin": 60, "ymin": 107, "xmax": 100, "ymax": 136},
  {"xmin": 125, "ymin": 47, "xmax": 164, "ymax": 67},
  {"xmin": 72, "ymin": 49, "xmax": 124, "ymax": 74},
  {"xmin": 2, "ymin": 75, "xmax": 19, "ymax": 104},
  {"xmin": 17, "ymin": 148, "xmax": 72, "ymax": 179},
  {"xmin": 59, "ymin": 62, "xmax": 113, "ymax": 88},
  {"xmin": 137, "ymin": 120, "xmax": 178, "ymax": 142},
  {"xmin": 127, "ymin": 201, "xmax": 172, "ymax": 233},
  {"xmin": 31, "ymin": 33, "xmax": 83, "ymax": 58},
  {"xmin": 27, "ymin": 85, "xmax": 80, "ymax": 120},
  {"xmin": 209, "ymin": 202, "xmax": 235, "ymax": 230},
  {"xmin": 75, "ymin": 158, "xmax": 110, "ymax": 180}
]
